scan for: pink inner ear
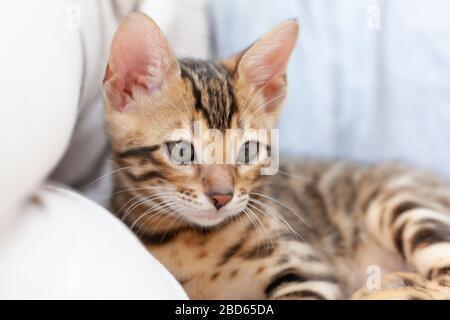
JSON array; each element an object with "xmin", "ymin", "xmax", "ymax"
[
  {"xmin": 239, "ymin": 49, "xmax": 289, "ymax": 114},
  {"xmin": 241, "ymin": 44, "xmax": 292, "ymax": 98},
  {"xmin": 109, "ymin": 36, "xmax": 159, "ymax": 110},
  {"xmin": 237, "ymin": 20, "xmax": 299, "ymax": 109},
  {"xmin": 116, "ymin": 63, "xmax": 154, "ymax": 110},
  {"xmin": 104, "ymin": 13, "xmax": 175, "ymax": 111}
]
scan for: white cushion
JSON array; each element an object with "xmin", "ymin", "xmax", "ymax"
[
  {"xmin": 0, "ymin": 185, "xmax": 187, "ymax": 299},
  {"xmin": 0, "ymin": 0, "xmax": 82, "ymax": 224}
]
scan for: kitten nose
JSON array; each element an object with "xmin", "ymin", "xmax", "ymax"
[{"xmin": 208, "ymin": 192, "xmax": 233, "ymax": 210}]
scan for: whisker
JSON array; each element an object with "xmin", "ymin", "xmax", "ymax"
[
  {"xmin": 277, "ymin": 170, "xmax": 313, "ymax": 181},
  {"xmin": 240, "ymin": 70, "xmax": 287, "ymax": 122},
  {"xmin": 131, "ymin": 198, "xmax": 177, "ymax": 230},
  {"xmin": 88, "ymin": 165, "xmax": 135, "ymax": 187},
  {"xmin": 121, "ymin": 192, "xmax": 174, "ymax": 222},
  {"xmin": 94, "ymin": 184, "xmax": 174, "ymax": 201},
  {"xmin": 135, "ymin": 206, "xmax": 179, "ymax": 236},
  {"xmin": 247, "ymin": 110, "xmax": 279, "ymax": 124},
  {"xmin": 242, "ymin": 92, "xmax": 286, "ymax": 126},
  {"xmin": 250, "ymin": 192, "xmax": 311, "ymax": 228},
  {"xmin": 160, "ymin": 213, "xmax": 184, "ymax": 242},
  {"xmin": 244, "ymin": 207, "xmax": 276, "ymax": 251},
  {"xmin": 133, "ymin": 200, "xmax": 179, "ymax": 232},
  {"xmin": 135, "ymin": 210, "xmax": 166, "ymax": 234},
  {"xmin": 244, "ymin": 207, "xmax": 263, "ymax": 241},
  {"xmin": 121, "ymin": 191, "xmax": 172, "ymax": 216},
  {"xmin": 151, "ymin": 202, "xmax": 188, "ymax": 240},
  {"xmin": 114, "ymin": 185, "xmax": 175, "ymax": 196},
  {"xmin": 248, "ymin": 199, "xmax": 304, "ymax": 242},
  {"xmin": 150, "ymin": 202, "xmax": 183, "ymax": 233}
]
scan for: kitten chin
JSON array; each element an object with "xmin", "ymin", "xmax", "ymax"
[{"xmin": 178, "ymin": 203, "xmax": 248, "ymax": 227}]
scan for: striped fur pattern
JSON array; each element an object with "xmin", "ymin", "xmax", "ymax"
[{"xmin": 104, "ymin": 13, "xmax": 450, "ymax": 299}]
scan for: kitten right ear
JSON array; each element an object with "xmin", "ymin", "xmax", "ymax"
[
  {"xmin": 103, "ymin": 12, "xmax": 179, "ymax": 111},
  {"xmin": 225, "ymin": 20, "xmax": 299, "ymax": 115}
]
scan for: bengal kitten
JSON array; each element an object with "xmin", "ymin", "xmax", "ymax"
[{"xmin": 103, "ymin": 13, "xmax": 450, "ymax": 299}]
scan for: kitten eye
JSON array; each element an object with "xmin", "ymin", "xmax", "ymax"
[
  {"xmin": 237, "ymin": 141, "xmax": 259, "ymax": 164},
  {"xmin": 167, "ymin": 141, "xmax": 195, "ymax": 164}
]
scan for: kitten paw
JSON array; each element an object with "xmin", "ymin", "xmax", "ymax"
[{"xmin": 351, "ymin": 272, "xmax": 450, "ymax": 300}]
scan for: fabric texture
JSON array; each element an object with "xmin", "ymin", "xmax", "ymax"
[{"xmin": 211, "ymin": 0, "xmax": 450, "ymax": 180}]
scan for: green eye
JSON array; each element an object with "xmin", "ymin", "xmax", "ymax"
[
  {"xmin": 167, "ymin": 141, "xmax": 195, "ymax": 164},
  {"xmin": 237, "ymin": 141, "xmax": 259, "ymax": 164}
]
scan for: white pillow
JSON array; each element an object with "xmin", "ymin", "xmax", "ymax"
[
  {"xmin": 0, "ymin": 0, "xmax": 82, "ymax": 225},
  {"xmin": 0, "ymin": 185, "xmax": 187, "ymax": 299}
]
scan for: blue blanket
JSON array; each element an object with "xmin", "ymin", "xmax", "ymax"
[{"xmin": 210, "ymin": 0, "xmax": 450, "ymax": 180}]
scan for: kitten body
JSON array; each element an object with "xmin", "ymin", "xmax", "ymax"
[{"xmin": 104, "ymin": 13, "xmax": 450, "ymax": 299}]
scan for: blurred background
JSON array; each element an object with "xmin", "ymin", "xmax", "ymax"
[{"xmin": 210, "ymin": 0, "xmax": 450, "ymax": 180}]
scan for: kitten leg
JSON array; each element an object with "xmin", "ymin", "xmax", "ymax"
[
  {"xmin": 268, "ymin": 279, "xmax": 342, "ymax": 300},
  {"xmin": 185, "ymin": 244, "xmax": 343, "ymax": 300},
  {"xmin": 259, "ymin": 240, "xmax": 344, "ymax": 300},
  {"xmin": 366, "ymin": 202, "xmax": 450, "ymax": 280},
  {"xmin": 351, "ymin": 272, "xmax": 450, "ymax": 300},
  {"xmin": 362, "ymin": 172, "xmax": 450, "ymax": 292},
  {"xmin": 203, "ymin": 231, "xmax": 344, "ymax": 300}
]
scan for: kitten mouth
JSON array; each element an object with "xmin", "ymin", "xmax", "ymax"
[
  {"xmin": 184, "ymin": 209, "xmax": 229, "ymax": 226},
  {"xmin": 193, "ymin": 211, "xmax": 221, "ymax": 220}
]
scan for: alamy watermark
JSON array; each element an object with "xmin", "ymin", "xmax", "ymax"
[
  {"xmin": 366, "ymin": 4, "xmax": 381, "ymax": 30},
  {"xmin": 66, "ymin": 5, "xmax": 81, "ymax": 31},
  {"xmin": 167, "ymin": 121, "xmax": 280, "ymax": 175},
  {"xmin": 66, "ymin": 264, "xmax": 81, "ymax": 292},
  {"xmin": 366, "ymin": 265, "xmax": 381, "ymax": 291}
]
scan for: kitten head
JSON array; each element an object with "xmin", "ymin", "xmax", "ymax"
[{"xmin": 104, "ymin": 13, "xmax": 298, "ymax": 227}]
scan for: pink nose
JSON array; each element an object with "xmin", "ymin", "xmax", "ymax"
[{"xmin": 208, "ymin": 193, "xmax": 233, "ymax": 209}]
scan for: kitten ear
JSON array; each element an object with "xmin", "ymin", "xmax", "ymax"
[
  {"xmin": 103, "ymin": 12, "xmax": 179, "ymax": 111},
  {"xmin": 235, "ymin": 20, "xmax": 299, "ymax": 112}
]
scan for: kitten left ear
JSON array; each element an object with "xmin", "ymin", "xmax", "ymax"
[
  {"xmin": 103, "ymin": 12, "xmax": 180, "ymax": 111},
  {"xmin": 233, "ymin": 20, "xmax": 299, "ymax": 112}
]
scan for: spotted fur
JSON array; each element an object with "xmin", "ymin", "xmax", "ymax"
[{"xmin": 104, "ymin": 13, "xmax": 450, "ymax": 300}]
